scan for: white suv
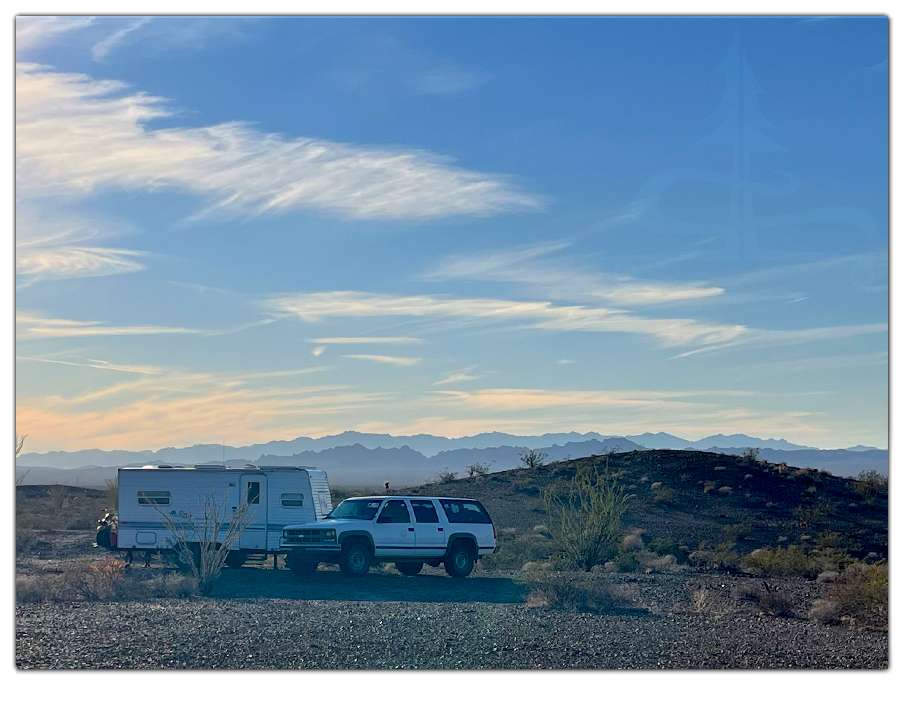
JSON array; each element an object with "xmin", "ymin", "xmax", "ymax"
[{"xmin": 281, "ymin": 496, "xmax": 497, "ymax": 578}]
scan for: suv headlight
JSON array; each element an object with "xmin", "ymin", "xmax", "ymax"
[{"xmin": 322, "ymin": 529, "xmax": 336, "ymax": 542}]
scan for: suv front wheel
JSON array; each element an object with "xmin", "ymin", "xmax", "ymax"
[
  {"xmin": 339, "ymin": 540, "xmax": 372, "ymax": 576},
  {"xmin": 444, "ymin": 541, "xmax": 475, "ymax": 578}
]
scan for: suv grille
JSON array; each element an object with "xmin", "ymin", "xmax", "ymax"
[{"xmin": 284, "ymin": 529, "xmax": 330, "ymax": 544}]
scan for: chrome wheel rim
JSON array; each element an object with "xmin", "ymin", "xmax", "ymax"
[{"xmin": 350, "ymin": 550, "xmax": 366, "ymax": 571}]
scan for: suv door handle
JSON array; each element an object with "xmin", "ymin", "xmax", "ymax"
[
  {"xmin": 437, "ymin": 527, "xmax": 444, "ymax": 532},
  {"xmin": 408, "ymin": 527, "xmax": 415, "ymax": 531}
]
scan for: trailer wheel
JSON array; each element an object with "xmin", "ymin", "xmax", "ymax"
[
  {"xmin": 287, "ymin": 554, "xmax": 319, "ymax": 576},
  {"xmin": 224, "ymin": 550, "xmax": 247, "ymax": 569},
  {"xmin": 395, "ymin": 561, "xmax": 423, "ymax": 576},
  {"xmin": 339, "ymin": 540, "xmax": 372, "ymax": 577}
]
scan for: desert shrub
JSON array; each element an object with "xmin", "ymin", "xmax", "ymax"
[
  {"xmin": 466, "ymin": 462, "xmax": 491, "ymax": 478},
  {"xmin": 722, "ymin": 521, "xmax": 751, "ymax": 542},
  {"xmin": 16, "ymin": 575, "xmax": 66, "ymax": 603},
  {"xmin": 520, "ymin": 449, "xmax": 548, "ymax": 469},
  {"xmin": 613, "ymin": 550, "xmax": 641, "ymax": 572},
  {"xmin": 690, "ymin": 586, "xmax": 712, "ymax": 613},
  {"xmin": 714, "ymin": 466, "xmax": 726, "ymax": 472},
  {"xmin": 113, "ymin": 573, "xmax": 198, "ymax": 600},
  {"xmin": 689, "ymin": 541, "xmax": 740, "ymax": 571},
  {"xmin": 718, "ymin": 486, "xmax": 732, "ymax": 496},
  {"xmin": 851, "ymin": 470, "xmax": 887, "ymax": 506},
  {"xmin": 740, "ymin": 545, "xmax": 854, "ymax": 579},
  {"xmin": 62, "ymin": 558, "xmax": 128, "ymax": 600},
  {"xmin": 792, "ymin": 500, "xmax": 831, "ymax": 528},
  {"xmin": 816, "ymin": 531, "xmax": 859, "ymax": 553},
  {"xmin": 648, "ymin": 537, "xmax": 688, "ymax": 563},
  {"xmin": 621, "ymin": 531, "xmax": 644, "ymax": 551},
  {"xmin": 678, "ymin": 473, "xmax": 691, "ymax": 482},
  {"xmin": 48, "ymin": 484, "xmax": 67, "ymax": 512},
  {"xmin": 543, "ymin": 464, "xmax": 631, "ymax": 572},
  {"xmin": 652, "ymin": 486, "xmax": 677, "ymax": 504},
  {"xmin": 156, "ymin": 490, "xmax": 253, "ymax": 596},
  {"xmin": 435, "ymin": 468, "xmax": 458, "ymax": 484},
  {"xmin": 525, "ymin": 572, "xmax": 635, "ymax": 613},
  {"xmin": 733, "ymin": 582, "xmax": 795, "ymax": 617},
  {"xmin": 482, "ymin": 533, "xmax": 553, "ymax": 570},
  {"xmin": 744, "ymin": 473, "xmax": 753, "ymax": 480},
  {"xmin": 702, "ymin": 481, "xmax": 717, "ymax": 494},
  {"xmin": 16, "ymin": 524, "xmax": 36, "ymax": 555},
  {"xmin": 741, "ymin": 447, "xmax": 760, "ymax": 464},
  {"xmin": 809, "ymin": 562, "xmax": 887, "ymax": 629}
]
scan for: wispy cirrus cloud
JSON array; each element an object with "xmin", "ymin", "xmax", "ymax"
[
  {"xmin": 425, "ymin": 243, "xmax": 724, "ymax": 307},
  {"xmin": 16, "ymin": 312, "xmax": 199, "ymax": 340},
  {"xmin": 262, "ymin": 290, "xmax": 748, "ymax": 348},
  {"xmin": 433, "ymin": 367, "xmax": 479, "ymax": 386},
  {"xmin": 91, "ymin": 17, "xmax": 152, "ymax": 62},
  {"xmin": 264, "ymin": 290, "xmax": 886, "ymax": 355},
  {"xmin": 343, "ymin": 354, "xmax": 421, "ymax": 366},
  {"xmin": 308, "ymin": 337, "xmax": 421, "ymax": 344},
  {"xmin": 16, "ymin": 246, "xmax": 147, "ymax": 285},
  {"xmin": 15, "ymin": 16, "xmax": 95, "ymax": 52},
  {"xmin": 16, "ymin": 63, "xmax": 540, "ymax": 221}
]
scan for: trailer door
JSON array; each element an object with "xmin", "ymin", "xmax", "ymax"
[{"xmin": 239, "ymin": 474, "xmax": 268, "ymax": 550}]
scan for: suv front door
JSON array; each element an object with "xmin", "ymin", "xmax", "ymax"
[{"xmin": 372, "ymin": 499, "xmax": 415, "ymax": 558}]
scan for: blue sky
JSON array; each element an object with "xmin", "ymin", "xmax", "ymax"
[{"xmin": 15, "ymin": 15, "xmax": 888, "ymax": 453}]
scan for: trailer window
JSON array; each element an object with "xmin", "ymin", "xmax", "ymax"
[
  {"xmin": 281, "ymin": 493, "xmax": 305, "ymax": 507},
  {"xmin": 137, "ymin": 491, "xmax": 170, "ymax": 506},
  {"xmin": 246, "ymin": 481, "xmax": 260, "ymax": 505}
]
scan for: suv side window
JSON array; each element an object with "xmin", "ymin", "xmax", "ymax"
[
  {"xmin": 439, "ymin": 499, "xmax": 492, "ymax": 524},
  {"xmin": 410, "ymin": 499, "xmax": 439, "ymax": 523},
  {"xmin": 377, "ymin": 499, "xmax": 411, "ymax": 524}
]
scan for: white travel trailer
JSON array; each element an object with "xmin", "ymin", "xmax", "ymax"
[{"xmin": 113, "ymin": 465, "xmax": 332, "ymax": 566}]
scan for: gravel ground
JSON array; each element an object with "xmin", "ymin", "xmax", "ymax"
[{"xmin": 16, "ymin": 569, "xmax": 888, "ymax": 670}]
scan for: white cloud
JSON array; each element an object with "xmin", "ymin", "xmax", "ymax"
[
  {"xmin": 308, "ymin": 337, "xmax": 421, "ymax": 344},
  {"xmin": 16, "ymin": 16, "xmax": 95, "ymax": 52},
  {"xmin": 17, "ymin": 246, "xmax": 146, "ymax": 283},
  {"xmin": 16, "ymin": 312, "xmax": 199, "ymax": 340},
  {"xmin": 16, "ymin": 355, "xmax": 161, "ymax": 375},
  {"xmin": 312, "ymin": 346, "xmax": 326, "ymax": 356},
  {"xmin": 343, "ymin": 354, "xmax": 421, "ymax": 366},
  {"xmin": 91, "ymin": 18, "xmax": 152, "ymax": 62},
  {"xmin": 16, "ymin": 64, "xmax": 540, "ymax": 221},
  {"xmin": 262, "ymin": 291, "xmax": 747, "ymax": 348},
  {"xmin": 426, "ymin": 243, "xmax": 724, "ymax": 306},
  {"xmin": 433, "ymin": 368, "xmax": 478, "ymax": 386}
]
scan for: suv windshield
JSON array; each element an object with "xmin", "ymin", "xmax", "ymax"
[{"xmin": 325, "ymin": 498, "xmax": 383, "ymax": 520}]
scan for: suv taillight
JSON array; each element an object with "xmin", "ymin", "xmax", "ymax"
[{"xmin": 493, "ymin": 524, "xmax": 497, "ymax": 540}]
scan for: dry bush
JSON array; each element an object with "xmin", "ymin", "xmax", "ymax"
[
  {"xmin": 718, "ymin": 486, "xmax": 733, "ymax": 496},
  {"xmin": 652, "ymin": 486, "xmax": 677, "ymax": 504},
  {"xmin": 689, "ymin": 541, "xmax": 740, "ymax": 571},
  {"xmin": 525, "ymin": 572, "xmax": 635, "ymax": 613},
  {"xmin": 48, "ymin": 484, "xmax": 67, "ymax": 512},
  {"xmin": 690, "ymin": 586, "xmax": 711, "ymax": 613},
  {"xmin": 740, "ymin": 545, "xmax": 854, "ymax": 579},
  {"xmin": 466, "ymin": 462, "xmax": 492, "ymax": 478},
  {"xmin": 543, "ymin": 464, "xmax": 631, "ymax": 572},
  {"xmin": 621, "ymin": 532, "xmax": 644, "ymax": 551},
  {"xmin": 435, "ymin": 468, "xmax": 457, "ymax": 484},
  {"xmin": 722, "ymin": 521, "xmax": 751, "ymax": 542},
  {"xmin": 702, "ymin": 481, "xmax": 717, "ymax": 494},
  {"xmin": 792, "ymin": 500, "xmax": 831, "ymax": 528},
  {"xmin": 482, "ymin": 532, "xmax": 553, "ymax": 570},
  {"xmin": 156, "ymin": 490, "xmax": 253, "ymax": 596},
  {"xmin": 851, "ymin": 470, "xmax": 887, "ymax": 506},
  {"xmin": 520, "ymin": 449, "xmax": 548, "ymax": 469},
  {"xmin": 809, "ymin": 562, "xmax": 887, "ymax": 629},
  {"xmin": 714, "ymin": 466, "xmax": 726, "ymax": 472},
  {"xmin": 62, "ymin": 558, "xmax": 128, "ymax": 600},
  {"xmin": 113, "ymin": 572, "xmax": 198, "ymax": 599},
  {"xmin": 733, "ymin": 582, "xmax": 795, "ymax": 617}
]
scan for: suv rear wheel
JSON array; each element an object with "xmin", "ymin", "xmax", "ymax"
[
  {"xmin": 444, "ymin": 541, "xmax": 475, "ymax": 578},
  {"xmin": 395, "ymin": 561, "xmax": 423, "ymax": 576},
  {"xmin": 339, "ymin": 540, "xmax": 372, "ymax": 576}
]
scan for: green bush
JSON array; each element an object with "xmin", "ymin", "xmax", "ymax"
[
  {"xmin": 648, "ymin": 537, "xmax": 688, "ymax": 563},
  {"xmin": 809, "ymin": 562, "xmax": 887, "ymax": 629},
  {"xmin": 481, "ymin": 533, "xmax": 553, "ymax": 570},
  {"xmin": 851, "ymin": 470, "xmax": 887, "ymax": 506},
  {"xmin": 740, "ymin": 545, "xmax": 855, "ymax": 579},
  {"xmin": 733, "ymin": 582, "xmax": 795, "ymax": 617},
  {"xmin": 543, "ymin": 464, "xmax": 631, "ymax": 572}
]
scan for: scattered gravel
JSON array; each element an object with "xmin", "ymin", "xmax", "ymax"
[{"xmin": 16, "ymin": 570, "xmax": 887, "ymax": 669}]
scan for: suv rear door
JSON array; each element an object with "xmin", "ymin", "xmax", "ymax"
[{"xmin": 409, "ymin": 499, "xmax": 446, "ymax": 558}]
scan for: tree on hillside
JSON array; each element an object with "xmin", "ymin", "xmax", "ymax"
[
  {"xmin": 466, "ymin": 461, "xmax": 493, "ymax": 478},
  {"xmin": 520, "ymin": 449, "xmax": 548, "ymax": 469}
]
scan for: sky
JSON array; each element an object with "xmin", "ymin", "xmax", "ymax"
[{"xmin": 14, "ymin": 15, "xmax": 888, "ymax": 453}]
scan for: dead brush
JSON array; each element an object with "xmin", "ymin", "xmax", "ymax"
[
  {"xmin": 734, "ymin": 582, "xmax": 795, "ymax": 617},
  {"xmin": 525, "ymin": 572, "xmax": 636, "ymax": 614},
  {"xmin": 809, "ymin": 562, "xmax": 887, "ymax": 630},
  {"xmin": 63, "ymin": 558, "xmax": 128, "ymax": 600},
  {"xmin": 690, "ymin": 585, "xmax": 712, "ymax": 613}
]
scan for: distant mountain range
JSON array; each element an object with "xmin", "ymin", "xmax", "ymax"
[{"xmin": 17, "ymin": 430, "xmax": 831, "ymax": 469}]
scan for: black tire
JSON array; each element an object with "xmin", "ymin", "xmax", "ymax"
[
  {"xmin": 339, "ymin": 540, "xmax": 372, "ymax": 576},
  {"xmin": 444, "ymin": 541, "xmax": 475, "ymax": 578},
  {"xmin": 395, "ymin": 561, "xmax": 424, "ymax": 576},
  {"xmin": 224, "ymin": 550, "xmax": 247, "ymax": 569},
  {"xmin": 287, "ymin": 553, "xmax": 319, "ymax": 576}
]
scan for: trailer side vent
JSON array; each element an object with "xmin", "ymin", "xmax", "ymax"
[
  {"xmin": 281, "ymin": 493, "xmax": 305, "ymax": 508},
  {"xmin": 137, "ymin": 491, "xmax": 171, "ymax": 505}
]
